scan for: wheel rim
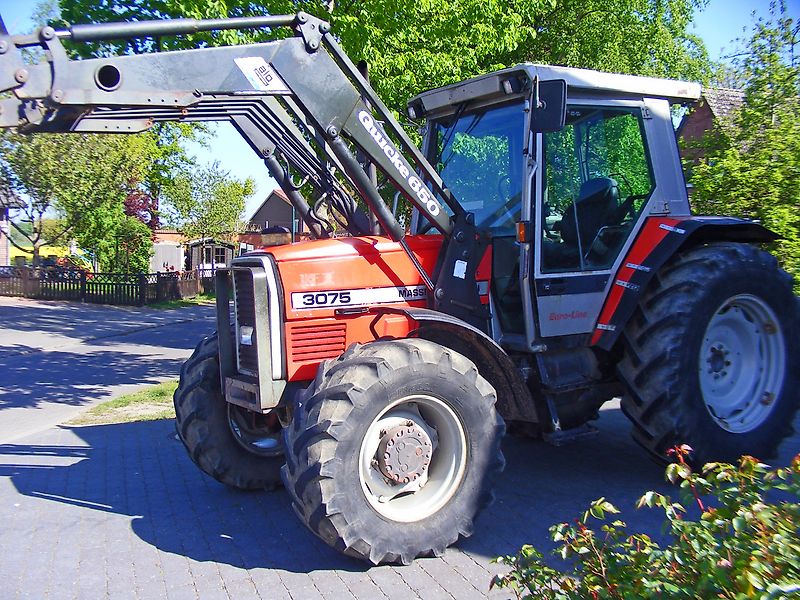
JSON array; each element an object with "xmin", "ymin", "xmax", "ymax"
[
  {"xmin": 698, "ymin": 294, "xmax": 785, "ymax": 433},
  {"xmin": 228, "ymin": 404, "xmax": 283, "ymax": 457},
  {"xmin": 358, "ymin": 394, "xmax": 467, "ymax": 523}
]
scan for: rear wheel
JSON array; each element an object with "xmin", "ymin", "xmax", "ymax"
[
  {"xmin": 282, "ymin": 338, "xmax": 505, "ymax": 565},
  {"xmin": 619, "ymin": 243, "xmax": 800, "ymax": 465},
  {"xmin": 174, "ymin": 334, "xmax": 284, "ymax": 490}
]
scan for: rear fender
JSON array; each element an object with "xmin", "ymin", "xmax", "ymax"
[
  {"xmin": 377, "ymin": 306, "xmax": 538, "ymax": 423},
  {"xmin": 591, "ymin": 216, "xmax": 778, "ymax": 350}
]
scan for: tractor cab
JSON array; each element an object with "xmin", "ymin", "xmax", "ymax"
[{"xmin": 409, "ymin": 65, "xmax": 701, "ymax": 350}]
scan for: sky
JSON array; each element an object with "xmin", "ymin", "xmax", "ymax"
[{"xmin": 0, "ymin": 0, "xmax": 797, "ymax": 219}]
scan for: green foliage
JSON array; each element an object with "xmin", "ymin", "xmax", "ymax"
[
  {"xmin": 58, "ymin": 0, "xmax": 711, "ymax": 116},
  {"xmin": 491, "ymin": 447, "xmax": 800, "ymax": 599},
  {"xmin": 688, "ymin": 5, "xmax": 800, "ymax": 288},
  {"xmin": 0, "ymin": 124, "xmax": 205, "ymax": 271},
  {"xmin": 0, "ymin": 132, "xmax": 154, "ymax": 268},
  {"xmin": 162, "ymin": 161, "xmax": 254, "ymax": 241}
]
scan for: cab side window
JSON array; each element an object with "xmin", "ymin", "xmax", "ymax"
[{"xmin": 541, "ymin": 107, "xmax": 654, "ymax": 272}]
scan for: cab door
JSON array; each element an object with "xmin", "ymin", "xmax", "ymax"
[{"xmin": 533, "ymin": 103, "xmax": 656, "ymax": 338}]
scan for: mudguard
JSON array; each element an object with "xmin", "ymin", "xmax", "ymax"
[
  {"xmin": 591, "ymin": 216, "xmax": 778, "ymax": 350},
  {"xmin": 375, "ymin": 306, "xmax": 538, "ymax": 423}
]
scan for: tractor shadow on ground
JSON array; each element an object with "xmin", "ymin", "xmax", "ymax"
[{"xmin": 1, "ymin": 406, "xmax": 798, "ymax": 575}]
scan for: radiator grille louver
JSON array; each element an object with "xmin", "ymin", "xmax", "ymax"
[
  {"xmin": 290, "ymin": 323, "xmax": 346, "ymax": 363},
  {"xmin": 233, "ymin": 269, "xmax": 259, "ymax": 374}
]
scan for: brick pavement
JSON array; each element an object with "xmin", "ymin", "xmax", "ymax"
[{"xmin": 4, "ymin": 401, "xmax": 795, "ymax": 600}]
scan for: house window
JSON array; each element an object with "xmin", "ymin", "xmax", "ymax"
[
  {"xmin": 203, "ymin": 246, "xmax": 213, "ymax": 265},
  {"xmin": 214, "ymin": 247, "xmax": 227, "ymax": 266}
]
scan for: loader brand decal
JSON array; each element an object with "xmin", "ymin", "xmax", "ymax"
[
  {"xmin": 234, "ymin": 57, "xmax": 291, "ymax": 94},
  {"xmin": 357, "ymin": 110, "xmax": 442, "ymax": 217},
  {"xmin": 291, "ymin": 285, "xmax": 428, "ymax": 310}
]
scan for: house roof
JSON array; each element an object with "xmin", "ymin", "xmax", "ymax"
[
  {"xmin": 246, "ymin": 187, "xmax": 290, "ymax": 221},
  {"xmin": 703, "ymin": 87, "xmax": 744, "ymax": 120},
  {"xmin": 185, "ymin": 237, "xmax": 235, "ymax": 248}
]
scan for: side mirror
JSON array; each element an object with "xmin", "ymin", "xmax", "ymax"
[{"xmin": 530, "ymin": 79, "xmax": 567, "ymax": 133}]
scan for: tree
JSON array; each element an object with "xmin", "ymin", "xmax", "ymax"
[
  {"xmin": 0, "ymin": 1, "xmax": 210, "ymax": 271},
  {"xmin": 688, "ymin": 3, "xmax": 800, "ymax": 287},
  {"xmin": 0, "ymin": 132, "xmax": 141, "ymax": 267},
  {"xmin": 124, "ymin": 187, "xmax": 160, "ymax": 231},
  {"xmin": 57, "ymin": 0, "xmax": 711, "ymax": 117},
  {"xmin": 163, "ymin": 162, "xmax": 254, "ymax": 242},
  {"xmin": 0, "ymin": 127, "xmax": 206, "ymax": 271}
]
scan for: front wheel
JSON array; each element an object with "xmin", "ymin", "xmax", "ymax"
[
  {"xmin": 174, "ymin": 334, "xmax": 285, "ymax": 490},
  {"xmin": 619, "ymin": 242, "xmax": 800, "ymax": 465},
  {"xmin": 282, "ymin": 338, "xmax": 505, "ymax": 565}
]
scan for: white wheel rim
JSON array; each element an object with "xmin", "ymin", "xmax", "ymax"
[
  {"xmin": 698, "ymin": 294, "xmax": 785, "ymax": 433},
  {"xmin": 358, "ymin": 394, "xmax": 467, "ymax": 523}
]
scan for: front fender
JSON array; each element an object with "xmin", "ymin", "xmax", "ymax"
[{"xmin": 375, "ymin": 306, "xmax": 538, "ymax": 423}]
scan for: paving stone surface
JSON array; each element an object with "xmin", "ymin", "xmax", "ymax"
[
  {"xmin": 0, "ymin": 297, "xmax": 216, "ymax": 443},
  {"xmin": 1, "ymin": 407, "xmax": 797, "ymax": 600}
]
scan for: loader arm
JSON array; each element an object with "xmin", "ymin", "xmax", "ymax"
[{"xmin": 0, "ymin": 12, "xmax": 490, "ymax": 321}]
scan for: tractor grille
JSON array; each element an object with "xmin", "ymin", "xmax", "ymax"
[
  {"xmin": 233, "ymin": 268, "xmax": 259, "ymax": 375},
  {"xmin": 289, "ymin": 323, "xmax": 346, "ymax": 363}
]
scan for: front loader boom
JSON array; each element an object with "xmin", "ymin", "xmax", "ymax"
[{"xmin": 0, "ymin": 12, "xmax": 494, "ymax": 319}]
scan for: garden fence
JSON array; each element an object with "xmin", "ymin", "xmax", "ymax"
[{"xmin": 0, "ymin": 267, "xmax": 203, "ymax": 306}]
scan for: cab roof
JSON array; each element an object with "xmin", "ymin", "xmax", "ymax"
[{"xmin": 408, "ymin": 63, "xmax": 702, "ymax": 116}]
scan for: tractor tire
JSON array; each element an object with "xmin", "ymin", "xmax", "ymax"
[
  {"xmin": 618, "ymin": 242, "xmax": 800, "ymax": 465},
  {"xmin": 281, "ymin": 338, "xmax": 505, "ymax": 565},
  {"xmin": 174, "ymin": 333, "xmax": 284, "ymax": 490}
]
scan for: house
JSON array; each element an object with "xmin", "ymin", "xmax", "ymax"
[
  {"xmin": 247, "ymin": 187, "xmax": 307, "ymax": 239},
  {"xmin": 185, "ymin": 238, "xmax": 235, "ymax": 272},
  {"xmin": 150, "ymin": 228, "xmax": 185, "ymax": 273},
  {"xmin": 0, "ymin": 189, "xmax": 24, "ymax": 267},
  {"xmin": 678, "ymin": 87, "xmax": 744, "ymax": 163},
  {"xmin": 150, "ymin": 229, "xmax": 242, "ymax": 273}
]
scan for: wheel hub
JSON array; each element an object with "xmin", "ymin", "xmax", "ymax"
[
  {"xmin": 358, "ymin": 395, "xmax": 465, "ymax": 523},
  {"xmin": 706, "ymin": 344, "xmax": 731, "ymax": 378},
  {"xmin": 228, "ymin": 404, "xmax": 284, "ymax": 457},
  {"xmin": 377, "ymin": 422, "xmax": 432, "ymax": 483}
]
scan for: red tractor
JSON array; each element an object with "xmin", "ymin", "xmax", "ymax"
[{"xmin": 1, "ymin": 12, "xmax": 797, "ymax": 565}]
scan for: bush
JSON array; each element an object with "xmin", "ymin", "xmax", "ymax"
[{"xmin": 491, "ymin": 446, "xmax": 800, "ymax": 599}]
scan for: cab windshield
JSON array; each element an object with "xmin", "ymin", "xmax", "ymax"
[{"xmin": 428, "ymin": 101, "xmax": 526, "ymax": 235}]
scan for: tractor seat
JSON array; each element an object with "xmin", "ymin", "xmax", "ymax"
[{"xmin": 557, "ymin": 177, "xmax": 619, "ymax": 251}]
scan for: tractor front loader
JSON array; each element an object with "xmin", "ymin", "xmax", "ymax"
[{"xmin": 1, "ymin": 12, "xmax": 797, "ymax": 565}]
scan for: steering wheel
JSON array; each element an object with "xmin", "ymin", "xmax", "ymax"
[
  {"xmin": 608, "ymin": 172, "xmax": 632, "ymax": 196},
  {"xmin": 498, "ymin": 175, "xmax": 512, "ymax": 202}
]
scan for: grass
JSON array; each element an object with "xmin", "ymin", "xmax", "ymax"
[
  {"xmin": 70, "ymin": 380, "xmax": 178, "ymax": 425},
  {"xmin": 147, "ymin": 292, "xmax": 216, "ymax": 310}
]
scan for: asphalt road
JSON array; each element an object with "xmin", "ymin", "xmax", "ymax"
[{"xmin": 0, "ymin": 296, "xmax": 216, "ymax": 443}]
